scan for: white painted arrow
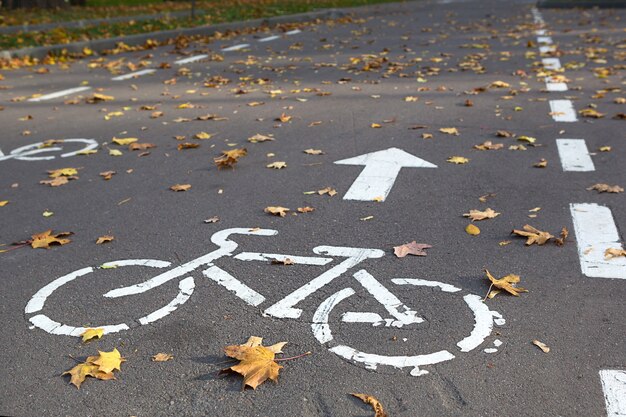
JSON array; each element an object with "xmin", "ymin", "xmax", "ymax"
[{"xmin": 334, "ymin": 147, "xmax": 437, "ymax": 201}]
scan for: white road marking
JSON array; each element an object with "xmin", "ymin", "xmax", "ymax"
[
  {"xmin": 535, "ymin": 29, "xmax": 547, "ymax": 36},
  {"xmin": 600, "ymin": 370, "xmax": 626, "ymax": 416},
  {"xmin": 539, "ymin": 45, "xmax": 556, "ymax": 54},
  {"xmin": 258, "ymin": 35, "xmax": 280, "ymax": 42},
  {"xmin": 111, "ymin": 69, "xmax": 156, "ymax": 81},
  {"xmin": 203, "ymin": 266, "xmax": 265, "ymax": 306},
  {"xmin": 27, "ymin": 86, "xmax": 91, "ymax": 102},
  {"xmin": 550, "ymin": 99, "xmax": 578, "ymax": 122},
  {"xmin": 537, "ymin": 36, "xmax": 553, "ymax": 44},
  {"xmin": 222, "ymin": 43, "xmax": 250, "ymax": 51},
  {"xmin": 137, "ymin": 277, "xmax": 195, "ymax": 325},
  {"xmin": 264, "ymin": 246, "xmax": 385, "ymax": 319},
  {"xmin": 570, "ymin": 203, "xmax": 626, "ymax": 279},
  {"xmin": 174, "ymin": 54, "xmax": 208, "ymax": 65},
  {"xmin": 285, "ymin": 29, "xmax": 301, "ymax": 35},
  {"xmin": 542, "ymin": 57, "xmax": 562, "ymax": 70},
  {"xmin": 556, "ymin": 139, "xmax": 595, "ymax": 172},
  {"xmin": 545, "ymin": 80, "xmax": 568, "ymax": 92},
  {"xmin": 0, "ymin": 138, "xmax": 98, "ymax": 162},
  {"xmin": 234, "ymin": 252, "xmax": 332, "ymax": 265},
  {"xmin": 334, "ymin": 147, "xmax": 437, "ymax": 202}
]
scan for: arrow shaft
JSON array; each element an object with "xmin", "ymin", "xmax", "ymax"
[{"xmin": 343, "ymin": 163, "xmax": 401, "ymax": 201}]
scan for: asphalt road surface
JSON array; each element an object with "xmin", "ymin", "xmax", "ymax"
[{"xmin": 1, "ymin": 0, "xmax": 625, "ymax": 416}]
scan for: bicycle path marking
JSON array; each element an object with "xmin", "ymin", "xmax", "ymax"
[
  {"xmin": 556, "ymin": 139, "xmax": 595, "ymax": 172},
  {"xmin": 334, "ymin": 148, "xmax": 437, "ymax": 202},
  {"xmin": 600, "ymin": 370, "xmax": 626, "ymax": 416},
  {"xmin": 570, "ymin": 204, "xmax": 626, "ymax": 280},
  {"xmin": 0, "ymin": 138, "xmax": 98, "ymax": 162}
]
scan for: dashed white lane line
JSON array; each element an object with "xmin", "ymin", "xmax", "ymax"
[
  {"xmin": 285, "ymin": 29, "xmax": 302, "ymax": 35},
  {"xmin": 570, "ymin": 203, "xmax": 626, "ymax": 280},
  {"xmin": 174, "ymin": 54, "xmax": 208, "ymax": 65},
  {"xmin": 27, "ymin": 86, "xmax": 91, "ymax": 102},
  {"xmin": 111, "ymin": 69, "xmax": 156, "ymax": 81},
  {"xmin": 539, "ymin": 45, "xmax": 557, "ymax": 54},
  {"xmin": 258, "ymin": 35, "xmax": 281, "ymax": 42},
  {"xmin": 550, "ymin": 99, "xmax": 578, "ymax": 122},
  {"xmin": 535, "ymin": 29, "xmax": 547, "ymax": 36},
  {"xmin": 556, "ymin": 139, "xmax": 595, "ymax": 172},
  {"xmin": 600, "ymin": 370, "xmax": 626, "ymax": 416},
  {"xmin": 545, "ymin": 81, "xmax": 568, "ymax": 92},
  {"xmin": 221, "ymin": 43, "xmax": 250, "ymax": 51},
  {"xmin": 542, "ymin": 57, "xmax": 562, "ymax": 70},
  {"xmin": 537, "ymin": 36, "xmax": 553, "ymax": 44}
]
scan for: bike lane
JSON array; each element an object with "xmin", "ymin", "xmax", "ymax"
[{"xmin": 1, "ymin": 1, "xmax": 625, "ymax": 416}]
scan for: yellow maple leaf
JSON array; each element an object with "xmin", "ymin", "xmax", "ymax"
[
  {"xmin": 484, "ymin": 269, "xmax": 528, "ymax": 299},
  {"xmin": 222, "ymin": 336, "xmax": 287, "ymax": 390},
  {"xmin": 80, "ymin": 328, "xmax": 104, "ymax": 342},
  {"xmin": 439, "ymin": 127, "xmax": 459, "ymax": 135},
  {"xmin": 0, "ymin": 200, "xmax": 8, "ymax": 207},
  {"xmin": 63, "ymin": 363, "xmax": 101, "ymax": 389},
  {"xmin": 194, "ymin": 132, "xmax": 213, "ymax": 140},
  {"xmin": 447, "ymin": 156, "xmax": 469, "ymax": 164},
  {"xmin": 112, "ymin": 137, "xmax": 138, "ymax": 146},
  {"xmin": 89, "ymin": 348, "xmax": 125, "ymax": 373},
  {"xmin": 48, "ymin": 167, "xmax": 78, "ymax": 178},
  {"xmin": 351, "ymin": 393, "xmax": 388, "ymax": 417},
  {"xmin": 30, "ymin": 230, "xmax": 72, "ymax": 249}
]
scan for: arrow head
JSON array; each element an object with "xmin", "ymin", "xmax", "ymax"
[{"xmin": 334, "ymin": 147, "xmax": 437, "ymax": 168}]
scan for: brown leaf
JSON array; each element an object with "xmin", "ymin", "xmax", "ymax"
[
  {"xmin": 248, "ymin": 133, "xmax": 274, "ymax": 143},
  {"xmin": 152, "ymin": 353, "xmax": 174, "ymax": 362},
  {"xmin": 496, "ymin": 130, "xmax": 514, "ymax": 138},
  {"xmin": 485, "ymin": 269, "xmax": 528, "ymax": 298},
  {"xmin": 554, "ymin": 227, "xmax": 568, "ymax": 246},
  {"xmin": 304, "ymin": 149, "xmax": 324, "ymax": 155},
  {"xmin": 463, "ymin": 208, "xmax": 500, "ymax": 221},
  {"xmin": 393, "ymin": 241, "xmax": 432, "ymax": 257},
  {"xmin": 587, "ymin": 183, "xmax": 624, "ymax": 193},
  {"xmin": 99, "ymin": 171, "xmax": 116, "ymax": 180},
  {"xmin": 214, "ymin": 148, "xmax": 247, "ymax": 169},
  {"xmin": 439, "ymin": 127, "xmax": 459, "ymax": 135},
  {"xmin": 265, "ymin": 206, "xmax": 290, "ymax": 217},
  {"xmin": 512, "ymin": 225, "xmax": 554, "ymax": 245},
  {"xmin": 533, "ymin": 158, "xmax": 548, "ymax": 168},
  {"xmin": 351, "ymin": 393, "xmax": 388, "ymax": 417},
  {"xmin": 129, "ymin": 143, "xmax": 156, "ymax": 151},
  {"xmin": 317, "ymin": 187, "xmax": 337, "ymax": 196},
  {"xmin": 605, "ymin": 248, "xmax": 626, "ymax": 259},
  {"xmin": 96, "ymin": 235, "xmax": 114, "ymax": 245},
  {"xmin": 222, "ymin": 336, "xmax": 286, "ymax": 389},
  {"xmin": 86, "ymin": 93, "xmax": 114, "ymax": 103},
  {"xmin": 40, "ymin": 176, "xmax": 70, "ymax": 187},
  {"xmin": 532, "ymin": 340, "xmax": 550, "ymax": 353},
  {"xmin": 297, "ymin": 207, "xmax": 315, "ymax": 213},
  {"xmin": 178, "ymin": 143, "xmax": 200, "ymax": 150},
  {"xmin": 30, "ymin": 230, "xmax": 72, "ymax": 249},
  {"xmin": 170, "ymin": 184, "xmax": 191, "ymax": 192},
  {"xmin": 473, "ymin": 141, "xmax": 503, "ymax": 151},
  {"xmin": 204, "ymin": 216, "xmax": 220, "ymax": 224},
  {"xmin": 579, "ymin": 108, "xmax": 605, "ymax": 118}
]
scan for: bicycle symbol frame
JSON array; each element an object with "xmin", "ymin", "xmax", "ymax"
[
  {"xmin": 25, "ymin": 228, "xmax": 505, "ymax": 376},
  {"xmin": 0, "ymin": 139, "xmax": 98, "ymax": 162}
]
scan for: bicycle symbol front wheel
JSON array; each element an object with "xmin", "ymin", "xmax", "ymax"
[
  {"xmin": 25, "ymin": 259, "xmax": 194, "ymax": 337},
  {"xmin": 311, "ymin": 274, "xmax": 505, "ymax": 376}
]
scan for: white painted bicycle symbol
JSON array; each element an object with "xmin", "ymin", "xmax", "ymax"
[
  {"xmin": 25, "ymin": 228, "xmax": 505, "ymax": 376},
  {"xmin": 0, "ymin": 138, "xmax": 98, "ymax": 162}
]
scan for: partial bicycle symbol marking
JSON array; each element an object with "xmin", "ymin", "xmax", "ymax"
[
  {"xmin": 25, "ymin": 228, "xmax": 505, "ymax": 376},
  {"xmin": 0, "ymin": 139, "xmax": 98, "ymax": 162}
]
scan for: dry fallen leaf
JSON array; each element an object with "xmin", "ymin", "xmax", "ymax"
[
  {"xmin": 265, "ymin": 206, "xmax": 290, "ymax": 217},
  {"xmin": 80, "ymin": 328, "xmax": 104, "ymax": 343},
  {"xmin": 534, "ymin": 158, "xmax": 548, "ymax": 168},
  {"xmin": 297, "ymin": 207, "xmax": 315, "ymax": 213},
  {"xmin": 40, "ymin": 176, "xmax": 71, "ymax": 187},
  {"xmin": 439, "ymin": 127, "xmax": 459, "ymax": 135},
  {"xmin": 489, "ymin": 80, "xmax": 510, "ymax": 88},
  {"xmin": 554, "ymin": 227, "xmax": 568, "ymax": 247},
  {"xmin": 512, "ymin": 225, "xmax": 554, "ymax": 245},
  {"xmin": 587, "ymin": 183, "xmax": 624, "ymax": 193},
  {"xmin": 474, "ymin": 141, "xmax": 503, "ymax": 151},
  {"xmin": 393, "ymin": 241, "xmax": 432, "ymax": 257},
  {"xmin": 214, "ymin": 148, "xmax": 247, "ymax": 169},
  {"xmin": 447, "ymin": 156, "xmax": 469, "ymax": 164},
  {"xmin": 178, "ymin": 143, "xmax": 200, "ymax": 150},
  {"xmin": 112, "ymin": 137, "xmax": 138, "ymax": 146},
  {"xmin": 152, "ymin": 353, "xmax": 174, "ymax": 362},
  {"xmin": 63, "ymin": 363, "xmax": 110, "ymax": 389},
  {"xmin": 463, "ymin": 208, "xmax": 500, "ymax": 221},
  {"xmin": 221, "ymin": 336, "xmax": 288, "ymax": 390},
  {"xmin": 64, "ymin": 348, "xmax": 123, "ymax": 389},
  {"xmin": 267, "ymin": 161, "xmax": 287, "ymax": 169},
  {"xmin": 605, "ymin": 248, "xmax": 626, "ymax": 259},
  {"xmin": 96, "ymin": 235, "xmax": 114, "ymax": 245},
  {"xmin": 204, "ymin": 216, "xmax": 220, "ymax": 224},
  {"xmin": 465, "ymin": 224, "xmax": 480, "ymax": 235},
  {"xmin": 579, "ymin": 108, "xmax": 605, "ymax": 118},
  {"xmin": 484, "ymin": 269, "xmax": 527, "ymax": 299},
  {"xmin": 351, "ymin": 393, "xmax": 388, "ymax": 417},
  {"xmin": 248, "ymin": 133, "xmax": 274, "ymax": 143},
  {"xmin": 317, "ymin": 187, "xmax": 337, "ymax": 196},
  {"xmin": 304, "ymin": 149, "xmax": 324, "ymax": 155},
  {"xmin": 194, "ymin": 132, "xmax": 213, "ymax": 140},
  {"xmin": 532, "ymin": 340, "xmax": 550, "ymax": 353},
  {"xmin": 170, "ymin": 184, "xmax": 191, "ymax": 192},
  {"xmin": 129, "ymin": 143, "xmax": 156, "ymax": 151},
  {"xmin": 30, "ymin": 230, "xmax": 72, "ymax": 249},
  {"xmin": 517, "ymin": 136, "xmax": 536, "ymax": 144},
  {"xmin": 87, "ymin": 93, "xmax": 114, "ymax": 103},
  {"xmin": 99, "ymin": 171, "xmax": 116, "ymax": 180}
]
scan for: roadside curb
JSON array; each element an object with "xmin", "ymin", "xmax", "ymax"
[
  {"xmin": 537, "ymin": 0, "xmax": 626, "ymax": 8},
  {"xmin": 0, "ymin": 8, "xmax": 344, "ymax": 60},
  {"xmin": 0, "ymin": 9, "xmax": 206, "ymax": 35}
]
